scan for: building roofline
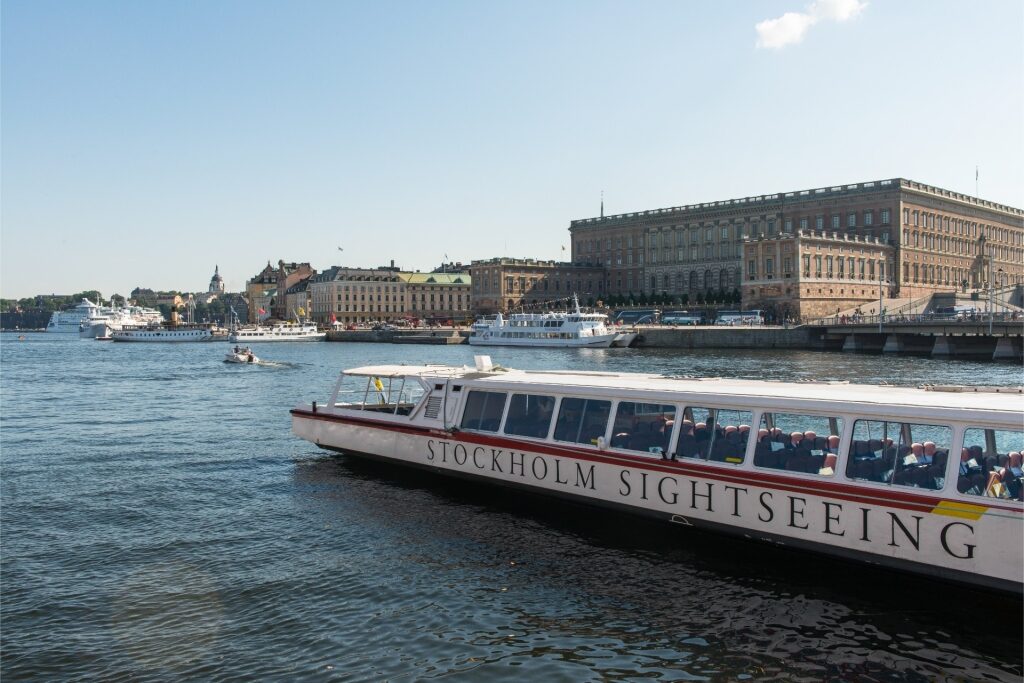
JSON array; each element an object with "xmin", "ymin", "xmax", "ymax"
[{"xmin": 569, "ymin": 178, "xmax": 1022, "ymax": 228}]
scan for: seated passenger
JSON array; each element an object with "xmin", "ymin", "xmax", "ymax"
[
  {"xmin": 920, "ymin": 441, "xmax": 937, "ymax": 465},
  {"xmin": 787, "ymin": 432, "xmax": 804, "ymax": 449},
  {"xmin": 985, "ymin": 470, "xmax": 1011, "ymax": 498},
  {"xmin": 827, "ymin": 435, "xmax": 841, "ymax": 454},
  {"xmin": 1006, "ymin": 452, "xmax": 1023, "ymax": 500}
]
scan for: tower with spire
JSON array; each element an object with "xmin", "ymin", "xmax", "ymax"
[{"xmin": 209, "ymin": 265, "xmax": 225, "ymax": 294}]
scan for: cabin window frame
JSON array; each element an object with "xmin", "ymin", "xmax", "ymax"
[
  {"xmin": 609, "ymin": 399, "xmax": 679, "ymax": 457},
  {"xmin": 552, "ymin": 395, "xmax": 613, "ymax": 447},
  {"xmin": 502, "ymin": 392, "xmax": 558, "ymax": 440},
  {"xmin": 752, "ymin": 409, "xmax": 845, "ymax": 477},
  {"xmin": 843, "ymin": 417, "xmax": 953, "ymax": 491},
  {"xmin": 459, "ymin": 389, "xmax": 509, "ymax": 433},
  {"xmin": 675, "ymin": 404, "xmax": 755, "ymax": 466},
  {"xmin": 956, "ymin": 424, "xmax": 1024, "ymax": 501}
]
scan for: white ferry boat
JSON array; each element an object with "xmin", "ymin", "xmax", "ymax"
[
  {"xmin": 468, "ymin": 297, "xmax": 624, "ymax": 348},
  {"xmin": 46, "ymin": 298, "xmax": 104, "ymax": 334},
  {"xmin": 111, "ymin": 323, "xmax": 214, "ymax": 342},
  {"xmin": 80, "ymin": 304, "xmax": 164, "ymax": 339},
  {"xmin": 291, "ymin": 359, "xmax": 1024, "ymax": 594},
  {"xmin": 229, "ymin": 321, "xmax": 325, "ymax": 343}
]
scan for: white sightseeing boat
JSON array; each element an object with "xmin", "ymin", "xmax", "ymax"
[
  {"xmin": 468, "ymin": 296, "xmax": 630, "ymax": 348},
  {"xmin": 292, "ymin": 359, "xmax": 1024, "ymax": 593},
  {"xmin": 46, "ymin": 298, "xmax": 104, "ymax": 333},
  {"xmin": 111, "ymin": 322, "xmax": 214, "ymax": 342},
  {"xmin": 229, "ymin": 321, "xmax": 325, "ymax": 343}
]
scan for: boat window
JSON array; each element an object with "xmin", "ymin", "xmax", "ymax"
[
  {"xmin": 460, "ymin": 391, "xmax": 507, "ymax": 432},
  {"xmin": 676, "ymin": 407, "xmax": 752, "ymax": 464},
  {"xmin": 845, "ymin": 419, "xmax": 950, "ymax": 490},
  {"xmin": 611, "ymin": 402, "xmax": 675, "ymax": 455},
  {"xmin": 553, "ymin": 397, "xmax": 611, "ymax": 446},
  {"xmin": 504, "ymin": 393, "xmax": 556, "ymax": 439},
  {"xmin": 959, "ymin": 427, "xmax": 1024, "ymax": 500},
  {"xmin": 755, "ymin": 412, "xmax": 843, "ymax": 475}
]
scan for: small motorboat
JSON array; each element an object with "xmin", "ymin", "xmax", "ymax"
[{"xmin": 225, "ymin": 346, "xmax": 259, "ymax": 364}]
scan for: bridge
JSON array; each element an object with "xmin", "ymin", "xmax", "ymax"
[{"xmin": 809, "ymin": 314, "xmax": 1023, "ymax": 360}]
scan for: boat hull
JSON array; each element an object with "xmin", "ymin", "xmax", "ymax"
[
  {"xmin": 292, "ymin": 408, "xmax": 1023, "ymax": 594},
  {"xmin": 468, "ymin": 333, "xmax": 617, "ymax": 348},
  {"xmin": 112, "ymin": 328, "xmax": 213, "ymax": 342}
]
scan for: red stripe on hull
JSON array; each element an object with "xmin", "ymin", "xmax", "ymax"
[{"xmin": 291, "ymin": 409, "xmax": 1023, "ymax": 515}]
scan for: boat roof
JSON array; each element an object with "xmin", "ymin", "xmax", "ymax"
[{"xmin": 341, "ymin": 364, "xmax": 1024, "ymax": 416}]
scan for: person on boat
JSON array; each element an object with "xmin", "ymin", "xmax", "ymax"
[
  {"xmin": 827, "ymin": 435, "xmax": 841, "ymax": 454},
  {"xmin": 787, "ymin": 432, "xmax": 804, "ymax": 449}
]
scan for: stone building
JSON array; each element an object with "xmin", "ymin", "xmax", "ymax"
[
  {"xmin": 469, "ymin": 258, "xmax": 606, "ymax": 315},
  {"xmin": 245, "ymin": 263, "xmax": 276, "ymax": 322},
  {"xmin": 244, "ymin": 261, "xmax": 317, "ymax": 322},
  {"xmin": 402, "ymin": 272, "xmax": 472, "ymax": 323},
  {"xmin": 208, "ymin": 265, "xmax": 225, "ymax": 295},
  {"xmin": 270, "ymin": 261, "xmax": 316, "ymax": 320},
  {"xmin": 308, "ymin": 266, "xmax": 406, "ymax": 325},
  {"xmin": 569, "ymin": 178, "xmax": 1023, "ymax": 313},
  {"xmin": 743, "ymin": 231, "xmax": 895, "ymax": 320},
  {"xmin": 283, "ymin": 277, "xmax": 313, "ymax": 320}
]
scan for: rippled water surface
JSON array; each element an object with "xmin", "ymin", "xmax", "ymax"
[{"xmin": 2, "ymin": 334, "xmax": 1021, "ymax": 681}]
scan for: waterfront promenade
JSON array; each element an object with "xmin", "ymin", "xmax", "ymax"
[{"xmin": 323, "ymin": 318, "xmax": 1024, "ymax": 361}]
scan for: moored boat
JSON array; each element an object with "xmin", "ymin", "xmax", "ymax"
[
  {"xmin": 111, "ymin": 322, "xmax": 215, "ymax": 342},
  {"xmin": 229, "ymin": 320, "xmax": 325, "ymax": 342},
  {"xmin": 47, "ymin": 298, "xmax": 104, "ymax": 334},
  {"xmin": 468, "ymin": 296, "xmax": 620, "ymax": 348},
  {"xmin": 291, "ymin": 359, "xmax": 1024, "ymax": 593}
]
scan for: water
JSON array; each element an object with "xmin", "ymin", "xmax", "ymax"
[{"xmin": 2, "ymin": 334, "xmax": 1021, "ymax": 681}]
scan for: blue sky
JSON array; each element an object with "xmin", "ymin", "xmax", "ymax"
[{"xmin": 2, "ymin": 0, "xmax": 1022, "ymax": 299}]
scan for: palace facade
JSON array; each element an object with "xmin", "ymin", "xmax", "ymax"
[
  {"xmin": 569, "ymin": 178, "xmax": 1023, "ymax": 319},
  {"xmin": 468, "ymin": 258, "xmax": 607, "ymax": 315}
]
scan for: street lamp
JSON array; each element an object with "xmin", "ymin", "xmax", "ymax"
[{"xmin": 878, "ymin": 276, "xmax": 889, "ymax": 333}]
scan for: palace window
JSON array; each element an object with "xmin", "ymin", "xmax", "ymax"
[
  {"xmin": 864, "ymin": 210, "xmax": 873, "ymax": 226},
  {"xmin": 848, "ymin": 212, "xmax": 857, "ymax": 228}
]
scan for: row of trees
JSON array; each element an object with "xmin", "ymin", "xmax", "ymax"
[
  {"xmin": 1, "ymin": 291, "xmax": 107, "ymax": 313},
  {"xmin": 590, "ymin": 289, "xmax": 743, "ymax": 309}
]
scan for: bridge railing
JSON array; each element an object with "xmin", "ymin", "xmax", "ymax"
[{"xmin": 817, "ymin": 311, "xmax": 1024, "ymax": 327}]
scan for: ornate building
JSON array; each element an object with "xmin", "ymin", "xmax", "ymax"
[
  {"xmin": 208, "ymin": 265, "xmax": 225, "ymax": 294},
  {"xmin": 468, "ymin": 258, "xmax": 607, "ymax": 315},
  {"xmin": 568, "ymin": 178, "xmax": 1023, "ymax": 316}
]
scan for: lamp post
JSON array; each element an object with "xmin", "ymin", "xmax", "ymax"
[
  {"xmin": 987, "ymin": 244, "xmax": 994, "ymax": 335},
  {"xmin": 878, "ymin": 275, "xmax": 887, "ymax": 334}
]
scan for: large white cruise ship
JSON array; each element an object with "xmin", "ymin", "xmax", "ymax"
[
  {"xmin": 79, "ymin": 304, "xmax": 165, "ymax": 339},
  {"xmin": 46, "ymin": 299, "xmax": 104, "ymax": 334},
  {"xmin": 468, "ymin": 296, "xmax": 631, "ymax": 348}
]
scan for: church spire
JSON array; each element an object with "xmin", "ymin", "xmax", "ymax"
[{"xmin": 600, "ymin": 190, "xmax": 604, "ymax": 218}]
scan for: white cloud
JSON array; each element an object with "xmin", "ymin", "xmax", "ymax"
[{"xmin": 756, "ymin": 0, "xmax": 867, "ymax": 50}]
